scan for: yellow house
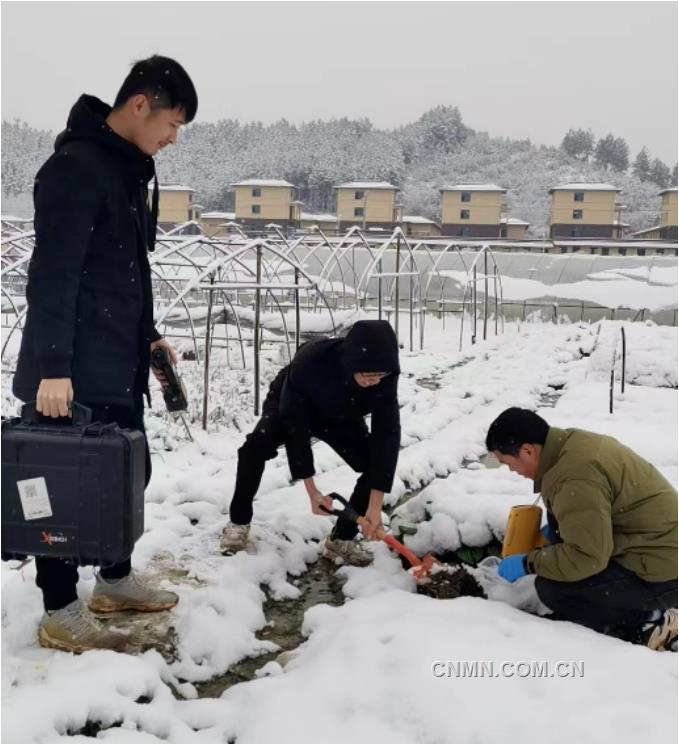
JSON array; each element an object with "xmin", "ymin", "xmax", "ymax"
[
  {"xmin": 335, "ymin": 182, "xmax": 399, "ymax": 231},
  {"xmin": 149, "ymin": 185, "xmax": 199, "ymax": 229},
  {"xmin": 548, "ymin": 183, "xmax": 624, "ymax": 239},
  {"xmin": 659, "ymin": 187, "xmax": 678, "ymax": 240},
  {"xmin": 500, "ymin": 216, "xmax": 530, "ymax": 239},
  {"xmin": 439, "ymin": 184, "xmax": 506, "ymax": 237},
  {"xmin": 231, "ymin": 179, "xmax": 299, "ymax": 231},
  {"xmin": 200, "ymin": 211, "xmax": 236, "ymax": 238},
  {"xmin": 402, "ymin": 215, "xmax": 441, "ymax": 238}
]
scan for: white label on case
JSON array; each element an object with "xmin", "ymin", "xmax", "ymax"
[{"xmin": 17, "ymin": 477, "xmax": 53, "ymax": 520}]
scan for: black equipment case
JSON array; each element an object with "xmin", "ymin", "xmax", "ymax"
[{"xmin": 1, "ymin": 403, "xmax": 146, "ymax": 565}]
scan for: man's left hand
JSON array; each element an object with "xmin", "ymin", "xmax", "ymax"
[
  {"xmin": 498, "ymin": 554, "xmax": 528, "ymax": 583},
  {"xmin": 150, "ymin": 338, "xmax": 177, "ymax": 389}
]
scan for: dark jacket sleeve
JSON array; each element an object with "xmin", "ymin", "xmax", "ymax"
[
  {"xmin": 28, "ymin": 151, "xmax": 103, "ymax": 378},
  {"xmin": 278, "ymin": 367, "xmax": 315, "ymax": 481},
  {"xmin": 367, "ymin": 377, "xmax": 401, "ymax": 492}
]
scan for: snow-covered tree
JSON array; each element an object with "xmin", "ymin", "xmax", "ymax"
[
  {"xmin": 632, "ymin": 147, "xmax": 652, "ymax": 182},
  {"xmin": 594, "ymin": 134, "xmax": 629, "ymax": 172},
  {"xmin": 560, "ymin": 128, "xmax": 595, "ymax": 161},
  {"xmin": 416, "ymin": 106, "xmax": 469, "ymax": 154},
  {"xmin": 649, "ymin": 158, "xmax": 671, "ymax": 188},
  {"xmin": 1, "ymin": 119, "xmax": 53, "ymax": 197}
]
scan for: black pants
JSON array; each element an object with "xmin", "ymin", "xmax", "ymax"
[
  {"xmin": 35, "ymin": 398, "xmax": 150, "ymax": 611},
  {"xmin": 230, "ymin": 391, "xmax": 372, "ymax": 541},
  {"xmin": 535, "ymin": 561, "xmax": 678, "ymax": 642}
]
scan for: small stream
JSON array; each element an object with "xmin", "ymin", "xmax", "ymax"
[{"xmin": 194, "ymin": 557, "xmax": 345, "ymax": 698}]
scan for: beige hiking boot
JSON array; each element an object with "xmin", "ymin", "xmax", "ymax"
[
  {"xmin": 88, "ymin": 570, "xmax": 178, "ymax": 613},
  {"xmin": 38, "ymin": 599, "xmax": 128, "ymax": 653},
  {"xmin": 322, "ymin": 537, "xmax": 373, "ymax": 567},
  {"xmin": 220, "ymin": 522, "xmax": 251, "ymax": 555}
]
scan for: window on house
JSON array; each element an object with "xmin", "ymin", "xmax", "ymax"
[
  {"xmin": 601, "ymin": 247, "xmax": 610, "ymax": 256},
  {"xmin": 461, "ymin": 192, "xmax": 471, "ymax": 203},
  {"xmin": 637, "ymin": 248, "xmax": 646, "ymax": 256},
  {"xmin": 252, "ymin": 188, "xmax": 261, "ymax": 198},
  {"xmin": 355, "ymin": 191, "xmax": 365, "ymax": 200},
  {"xmin": 252, "ymin": 205, "xmax": 261, "ymax": 214},
  {"xmin": 460, "ymin": 209, "xmax": 470, "ymax": 220},
  {"xmin": 573, "ymin": 210, "xmax": 583, "ymax": 219},
  {"xmin": 354, "ymin": 207, "xmax": 364, "ymax": 217},
  {"xmin": 570, "ymin": 227, "xmax": 581, "ymax": 237},
  {"xmin": 657, "ymin": 249, "xmax": 665, "ymax": 255},
  {"xmin": 618, "ymin": 247, "xmax": 627, "ymax": 256},
  {"xmin": 574, "ymin": 192, "xmax": 584, "ymax": 202}
]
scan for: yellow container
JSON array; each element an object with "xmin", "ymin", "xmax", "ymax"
[{"xmin": 501, "ymin": 505, "xmax": 548, "ymax": 558}]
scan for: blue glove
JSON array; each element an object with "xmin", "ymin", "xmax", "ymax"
[
  {"xmin": 541, "ymin": 524, "xmax": 558, "ymax": 545},
  {"xmin": 498, "ymin": 554, "xmax": 528, "ymax": 583}
]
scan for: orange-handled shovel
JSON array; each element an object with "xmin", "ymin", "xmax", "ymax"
[{"xmin": 322, "ymin": 492, "xmax": 440, "ymax": 580}]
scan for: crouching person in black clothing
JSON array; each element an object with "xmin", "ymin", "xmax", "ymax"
[
  {"xmin": 220, "ymin": 320, "xmax": 402, "ymax": 566},
  {"xmin": 12, "ymin": 56, "xmax": 198, "ymax": 653}
]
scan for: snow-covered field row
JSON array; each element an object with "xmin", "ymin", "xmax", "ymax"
[{"xmin": 1, "ymin": 317, "xmax": 677, "ymax": 743}]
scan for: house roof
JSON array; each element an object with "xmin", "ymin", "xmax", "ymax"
[
  {"xmin": 231, "ymin": 179, "xmax": 295, "ymax": 188},
  {"xmin": 659, "ymin": 187, "xmax": 678, "ymax": 196},
  {"xmin": 148, "ymin": 184, "xmax": 195, "ymax": 192},
  {"xmin": 300, "ymin": 212, "xmax": 338, "ymax": 222},
  {"xmin": 439, "ymin": 184, "xmax": 506, "ymax": 193},
  {"xmin": 500, "ymin": 217, "xmax": 531, "ymax": 225},
  {"xmin": 402, "ymin": 215, "xmax": 437, "ymax": 224},
  {"xmin": 549, "ymin": 183, "xmax": 621, "ymax": 193},
  {"xmin": 335, "ymin": 182, "xmax": 398, "ymax": 190},
  {"xmin": 201, "ymin": 211, "xmax": 236, "ymax": 220}
]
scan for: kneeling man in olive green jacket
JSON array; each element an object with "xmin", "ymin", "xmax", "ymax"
[{"xmin": 486, "ymin": 407, "xmax": 677, "ymax": 651}]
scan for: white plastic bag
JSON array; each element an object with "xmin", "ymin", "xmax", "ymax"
[{"xmin": 472, "ymin": 556, "xmax": 552, "ymax": 616}]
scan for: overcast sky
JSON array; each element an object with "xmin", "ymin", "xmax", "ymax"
[{"xmin": 2, "ymin": 1, "xmax": 677, "ymax": 164}]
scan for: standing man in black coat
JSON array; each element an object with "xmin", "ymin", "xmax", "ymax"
[
  {"xmin": 220, "ymin": 320, "xmax": 402, "ymax": 566},
  {"xmin": 12, "ymin": 56, "xmax": 198, "ymax": 653}
]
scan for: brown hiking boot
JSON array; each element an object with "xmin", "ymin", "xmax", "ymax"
[
  {"xmin": 322, "ymin": 537, "xmax": 373, "ymax": 567},
  {"xmin": 38, "ymin": 600, "xmax": 128, "ymax": 653},
  {"xmin": 219, "ymin": 522, "xmax": 251, "ymax": 555}
]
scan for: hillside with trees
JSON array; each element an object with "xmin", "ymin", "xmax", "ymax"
[{"xmin": 3, "ymin": 107, "xmax": 676, "ymax": 235}]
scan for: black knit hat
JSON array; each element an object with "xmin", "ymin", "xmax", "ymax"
[{"xmin": 341, "ymin": 320, "xmax": 401, "ymax": 375}]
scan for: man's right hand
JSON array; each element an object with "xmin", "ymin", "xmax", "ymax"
[{"xmin": 36, "ymin": 378, "xmax": 74, "ymax": 418}]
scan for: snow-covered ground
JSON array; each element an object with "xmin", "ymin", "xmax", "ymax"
[{"xmin": 1, "ymin": 316, "xmax": 677, "ymax": 743}]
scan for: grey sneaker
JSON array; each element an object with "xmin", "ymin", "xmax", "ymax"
[
  {"xmin": 322, "ymin": 537, "xmax": 373, "ymax": 567},
  {"xmin": 38, "ymin": 599, "xmax": 127, "ymax": 653},
  {"xmin": 220, "ymin": 522, "xmax": 251, "ymax": 555},
  {"xmin": 88, "ymin": 570, "xmax": 178, "ymax": 613},
  {"xmin": 642, "ymin": 608, "xmax": 678, "ymax": 651}
]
